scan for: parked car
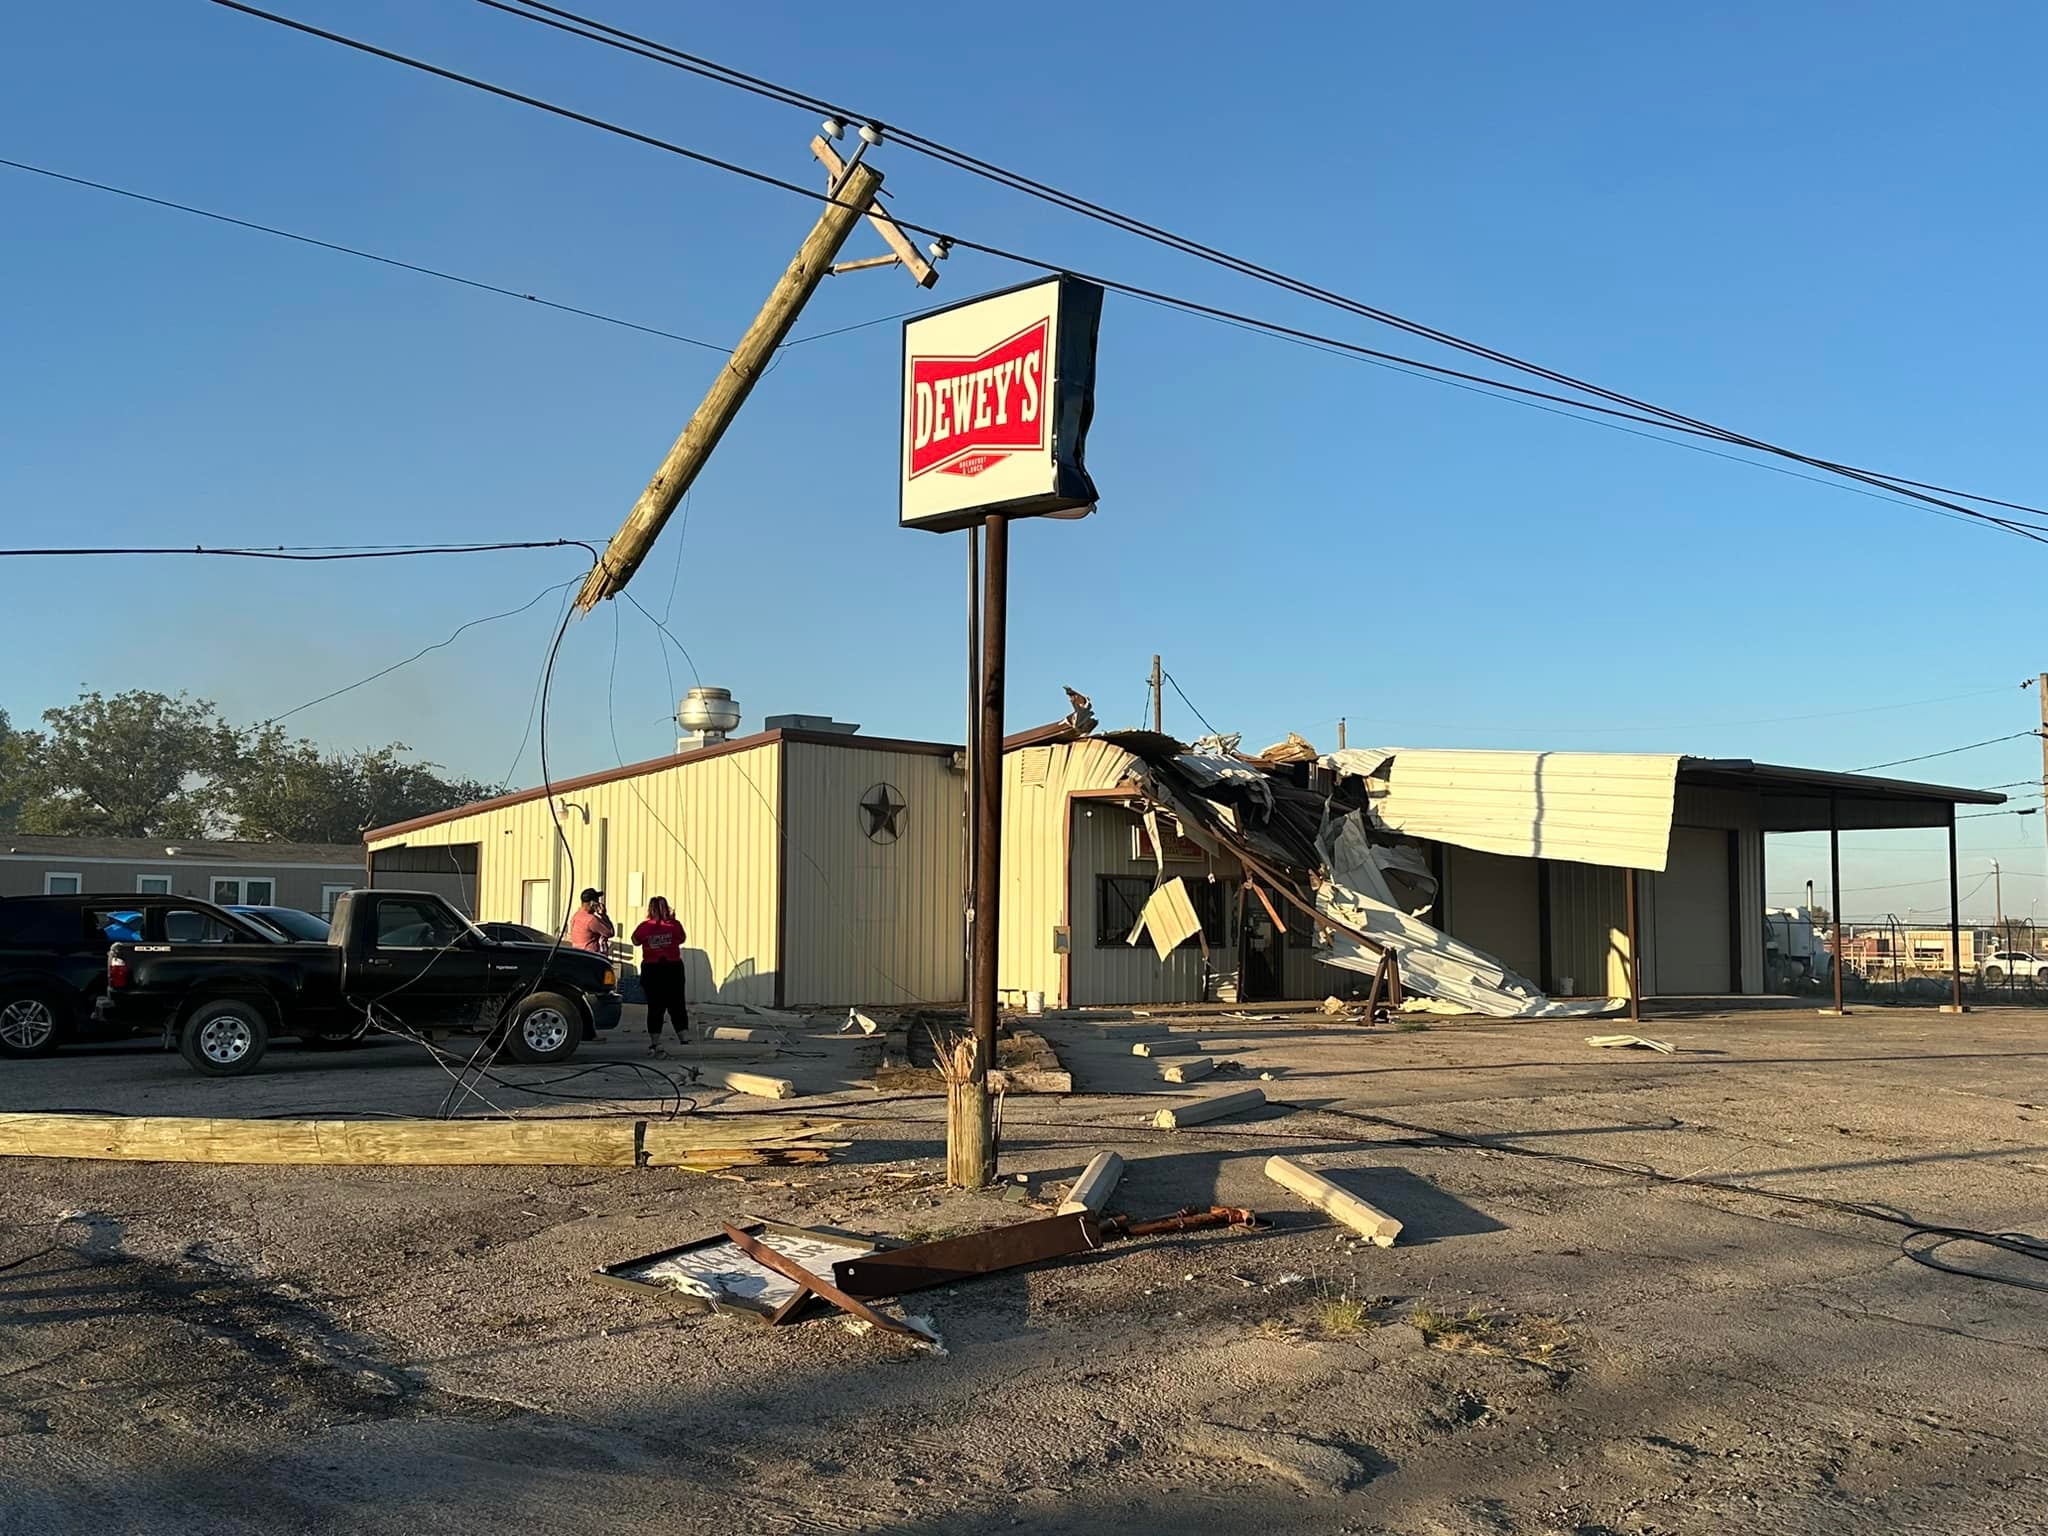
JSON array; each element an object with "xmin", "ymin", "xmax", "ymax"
[
  {"xmin": 228, "ymin": 905, "xmax": 332, "ymax": 943},
  {"xmin": 100, "ymin": 888, "xmax": 622, "ymax": 1076},
  {"xmin": 0, "ymin": 894, "xmax": 284, "ymax": 1058},
  {"xmin": 1978, "ymin": 950, "xmax": 2046, "ymax": 984},
  {"xmin": 476, "ymin": 921, "xmax": 553, "ymax": 945}
]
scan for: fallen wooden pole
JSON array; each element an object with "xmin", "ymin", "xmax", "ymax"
[
  {"xmin": 1263, "ymin": 1155, "xmax": 1402, "ymax": 1246},
  {"xmin": 1058, "ymin": 1151, "xmax": 1125, "ymax": 1215},
  {"xmin": 1150, "ymin": 1088, "xmax": 1265, "ymax": 1130}
]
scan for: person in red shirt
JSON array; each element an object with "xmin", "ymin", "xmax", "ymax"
[{"xmin": 632, "ymin": 896, "xmax": 688, "ymax": 1053}]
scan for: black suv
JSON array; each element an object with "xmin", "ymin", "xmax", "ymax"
[{"xmin": 0, "ymin": 894, "xmax": 281, "ymax": 1058}]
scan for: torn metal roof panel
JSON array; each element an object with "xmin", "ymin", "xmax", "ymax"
[{"xmin": 1325, "ymin": 747, "xmax": 1682, "ymax": 873}]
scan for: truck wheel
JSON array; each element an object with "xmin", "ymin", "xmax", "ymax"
[
  {"xmin": 179, "ymin": 999, "xmax": 270, "ymax": 1077},
  {"xmin": 0, "ymin": 987, "xmax": 67, "ymax": 1058},
  {"xmin": 504, "ymin": 993, "xmax": 581, "ymax": 1064},
  {"xmin": 1984, "ymin": 965, "xmax": 2006, "ymax": 984}
]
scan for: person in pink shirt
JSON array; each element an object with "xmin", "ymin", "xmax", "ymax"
[
  {"xmin": 632, "ymin": 896, "xmax": 689, "ymax": 1053},
  {"xmin": 568, "ymin": 888, "xmax": 614, "ymax": 956}
]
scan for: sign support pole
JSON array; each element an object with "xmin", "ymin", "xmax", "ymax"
[
  {"xmin": 964, "ymin": 526, "xmax": 980, "ymax": 1007},
  {"xmin": 951, "ymin": 512, "xmax": 1008, "ymax": 1188}
]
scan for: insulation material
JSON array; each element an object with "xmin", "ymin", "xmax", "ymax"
[
  {"xmin": 1314, "ymin": 811, "xmax": 1622, "ymax": 1019},
  {"xmin": 1129, "ymin": 876, "xmax": 1206, "ymax": 962},
  {"xmin": 1324, "ymin": 747, "xmax": 1681, "ymax": 873}
]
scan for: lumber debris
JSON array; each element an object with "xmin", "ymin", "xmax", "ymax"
[
  {"xmin": 0, "ymin": 1111, "xmax": 843, "ymax": 1170},
  {"xmin": 1058, "ymin": 1151, "xmax": 1125, "ymax": 1215},
  {"xmin": 704, "ymin": 1069, "xmax": 798, "ymax": 1101},
  {"xmin": 705, "ymin": 1026, "xmax": 788, "ymax": 1044},
  {"xmin": 1263, "ymin": 1155, "xmax": 1402, "ymax": 1246},
  {"xmin": 989, "ymin": 1028, "xmax": 1072, "ymax": 1094},
  {"xmin": 1150, "ymin": 1088, "xmax": 1266, "ymax": 1130},
  {"xmin": 1157, "ymin": 1056, "xmax": 1215, "ymax": 1083}
]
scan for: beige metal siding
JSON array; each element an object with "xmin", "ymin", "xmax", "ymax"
[
  {"xmin": 998, "ymin": 739, "xmax": 1141, "ymax": 1006},
  {"xmin": 1065, "ymin": 803, "xmax": 1215, "ymax": 1006},
  {"xmin": 781, "ymin": 742, "xmax": 965, "ymax": 1006},
  {"xmin": 367, "ymin": 744, "xmax": 782, "ymax": 1005},
  {"xmin": 1648, "ymin": 827, "xmax": 1733, "ymax": 993},
  {"xmin": 1671, "ymin": 784, "xmax": 1765, "ymax": 992}
]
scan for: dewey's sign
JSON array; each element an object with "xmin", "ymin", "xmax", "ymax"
[{"xmin": 900, "ymin": 275, "xmax": 1103, "ymax": 532}]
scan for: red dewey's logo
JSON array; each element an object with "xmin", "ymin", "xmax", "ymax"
[{"xmin": 908, "ymin": 320, "xmax": 1046, "ymax": 479}]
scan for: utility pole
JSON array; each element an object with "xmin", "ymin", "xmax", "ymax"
[
  {"xmin": 576, "ymin": 127, "xmax": 939, "ymax": 612},
  {"xmin": 953, "ymin": 513, "xmax": 1009, "ymax": 1188},
  {"xmin": 2038, "ymin": 673, "xmax": 2047, "ymax": 909},
  {"xmin": 1338, "ymin": 717, "xmax": 1347, "ymax": 750},
  {"xmin": 1994, "ymin": 858, "xmax": 2004, "ymax": 928},
  {"xmin": 1151, "ymin": 654, "xmax": 1163, "ymax": 733}
]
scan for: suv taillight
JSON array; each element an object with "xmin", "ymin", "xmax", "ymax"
[{"xmin": 107, "ymin": 951, "xmax": 129, "ymax": 990}]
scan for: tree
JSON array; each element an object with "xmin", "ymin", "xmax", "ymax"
[
  {"xmin": 218, "ymin": 725, "xmax": 492, "ymax": 843},
  {"xmin": 23, "ymin": 691, "xmax": 231, "ymax": 837},
  {"xmin": 0, "ymin": 710, "xmax": 41, "ymax": 831}
]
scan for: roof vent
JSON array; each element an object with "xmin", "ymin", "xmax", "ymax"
[{"xmin": 677, "ymin": 687, "xmax": 741, "ymax": 752}]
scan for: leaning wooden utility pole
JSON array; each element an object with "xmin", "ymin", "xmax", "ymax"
[
  {"xmin": 1151, "ymin": 654, "xmax": 1163, "ymax": 733},
  {"xmin": 575, "ymin": 158, "xmax": 885, "ymax": 612}
]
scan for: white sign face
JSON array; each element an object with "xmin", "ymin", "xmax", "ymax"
[{"xmin": 900, "ymin": 275, "xmax": 1102, "ymax": 533}]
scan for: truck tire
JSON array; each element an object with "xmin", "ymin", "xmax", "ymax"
[
  {"xmin": 0, "ymin": 986, "xmax": 68, "ymax": 1058},
  {"xmin": 179, "ymin": 998, "xmax": 270, "ymax": 1077},
  {"xmin": 1984, "ymin": 964, "xmax": 2006, "ymax": 984},
  {"xmin": 504, "ymin": 992, "xmax": 581, "ymax": 1064}
]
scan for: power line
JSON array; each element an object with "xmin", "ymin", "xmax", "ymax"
[
  {"xmin": 472, "ymin": 0, "xmax": 2048, "ymax": 533},
  {"xmin": 1160, "ymin": 670, "xmax": 1222, "ymax": 740},
  {"xmin": 1851, "ymin": 732, "xmax": 2043, "ymax": 774},
  {"xmin": 209, "ymin": 0, "xmax": 2048, "ymax": 550},
  {"xmin": 0, "ymin": 155, "xmax": 931, "ymax": 354}
]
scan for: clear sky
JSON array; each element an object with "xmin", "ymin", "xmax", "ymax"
[{"xmin": 4, "ymin": 1, "xmax": 2045, "ymax": 920}]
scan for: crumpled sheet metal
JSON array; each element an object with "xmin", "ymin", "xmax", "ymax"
[
  {"xmin": 1314, "ymin": 810, "xmax": 1622, "ymax": 1019},
  {"xmin": 1129, "ymin": 876, "xmax": 1206, "ymax": 962}
]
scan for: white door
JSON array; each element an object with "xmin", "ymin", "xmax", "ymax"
[
  {"xmin": 522, "ymin": 879, "xmax": 555, "ymax": 933},
  {"xmin": 1652, "ymin": 828, "xmax": 1733, "ymax": 994}
]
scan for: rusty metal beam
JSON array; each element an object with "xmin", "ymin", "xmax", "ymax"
[{"xmin": 833, "ymin": 1212, "xmax": 1100, "ymax": 1298}]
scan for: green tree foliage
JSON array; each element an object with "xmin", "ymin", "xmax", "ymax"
[{"xmin": 0, "ymin": 690, "xmax": 490, "ymax": 843}]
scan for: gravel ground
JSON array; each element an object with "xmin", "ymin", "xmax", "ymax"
[{"xmin": 3, "ymin": 1003, "xmax": 2046, "ymax": 1534}]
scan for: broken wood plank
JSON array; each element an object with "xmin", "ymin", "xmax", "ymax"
[
  {"xmin": 1157, "ymin": 1056, "xmax": 1215, "ymax": 1084},
  {"xmin": 702, "ymin": 1069, "xmax": 798, "ymax": 1101},
  {"xmin": 1149, "ymin": 1089, "xmax": 1266, "ymax": 1130},
  {"xmin": 1058, "ymin": 1151, "xmax": 1124, "ymax": 1215},
  {"xmin": 0, "ymin": 1112, "xmax": 639, "ymax": 1167},
  {"xmin": 1263, "ymin": 1155, "xmax": 1402, "ymax": 1246}
]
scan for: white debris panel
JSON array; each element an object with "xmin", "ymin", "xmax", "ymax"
[
  {"xmin": 1324, "ymin": 747, "xmax": 1681, "ymax": 873},
  {"xmin": 1314, "ymin": 810, "xmax": 1623, "ymax": 1019}
]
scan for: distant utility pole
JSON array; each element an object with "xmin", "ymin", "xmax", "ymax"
[
  {"xmin": 2038, "ymin": 673, "xmax": 2047, "ymax": 892},
  {"xmin": 1151, "ymin": 654, "xmax": 1163, "ymax": 734},
  {"xmin": 1338, "ymin": 717, "xmax": 1347, "ymax": 750},
  {"xmin": 1993, "ymin": 858, "xmax": 2004, "ymax": 928},
  {"xmin": 576, "ymin": 128, "xmax": 939, "ymax": 612}
]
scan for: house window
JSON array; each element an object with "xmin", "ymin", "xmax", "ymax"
[
  {"xmin": 210, "ymin": 876, "xmax": 277, "ymax": 908},
  {"xmin": 137, "ymin": 874, "xmax": 173, "ymax": 895},
  {"xmin": 320, "ymin": 884, "xmax": 351, "ymax": 918},
  {"xmin": 43, "ymin": 872, "xmax": 81, "ymax": 896},
  {"xmin": 1095, "ymin": 876, "xmax": 1228, "ymax": 949}
]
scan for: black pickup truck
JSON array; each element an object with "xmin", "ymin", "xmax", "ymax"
[{"xmin": 100, "ymin": 889, "xmax": 622, "ymax": 1076}]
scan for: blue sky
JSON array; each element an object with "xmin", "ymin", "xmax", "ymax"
[{"xmin": 4, "ymin": 1, "xmax": 2046, "ymax": 918}]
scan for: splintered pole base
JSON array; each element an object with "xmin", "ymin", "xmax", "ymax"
[{"xmin": 946, "ymin": 1079, "xmax": 995, "ymax": 1188}]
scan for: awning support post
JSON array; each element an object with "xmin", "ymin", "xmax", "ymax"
[
  {"xmin": 1943, "ymin": 804, "xmax": 1969, "ymax": 1014},
  {"xmin": 1625, "ymin": 868, "xmax": 1641, "ymax": 1025},
  {"xmin": 1822, "ymin": 792, "xmax": 1851, "ymax": 1016}
]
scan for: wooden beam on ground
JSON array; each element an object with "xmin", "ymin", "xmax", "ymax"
[
  {"xmin": 704, "ymin": 1069, "xmax": 798, "ymax": 1101},
  {"xmin": 1058, "ymin": 1151, "xmax": 1125, "ymax": 1215},
  {"xmin": 0, "ymin": 1113, "xmax": 638, "ymax": 1167},
  {"xmin": 1264, "ymin": 1155, "xmax": 1402, "ymax": 1246},
  {"xmin": 1150, "ymin": 1089, "xmax": 1266, "ymax": 1130}
]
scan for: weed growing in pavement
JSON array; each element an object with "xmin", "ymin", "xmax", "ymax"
[
  {"xmin": 1315, "ymin": 1293, "xmax": 1373, "ymax": 1334},
  {"xmin": 1408, "ymin": 1305, "xmax": 1571, "ymax": 1370},
  {"xmin": 1392, "ymin": 1019, "xmax": 1429, "ymax": 1033}
]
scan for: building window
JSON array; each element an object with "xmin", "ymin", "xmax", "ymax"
[
  {"xmin": 137, "ymin": 874, "xmax": 173, "ymax": 896},
  {"xmin": 1095, "ymin": 876, "xmax": 1227, "ymax": 949},
  {"xmin": 320, "ymin": 884, "xmax": 351, "ymax": 918},
  {"xmin": 43, "ymin": 872, "xmax": 81, "ymax": 897},
  {"xmin": 210, "ymin": 876, "xmax": 277, "ymax": 908}
]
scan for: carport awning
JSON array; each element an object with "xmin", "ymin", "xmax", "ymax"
[{"xmin": 1677, "ymin": 759, "xmax": 2005, "ymax": 831}]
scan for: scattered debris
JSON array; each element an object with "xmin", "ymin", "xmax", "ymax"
[
  {"xmin": 1157, "ymin": 1056, "xmax": 1215, "ymax": 1084},
  {"xmin": 987, "ymin": 1028, "xmax": 1073, "ymax": 1094},
  {"xmin": 1151, "ymin": 1088, "xmax": 1266, "ymax": 1129},
  {"xmin": 836, "ymin": 1212, "xmax": 1100, "ymax": 1298},
  {"xmin": 842, "ymin": 1008, "xmax": 883, "ymax": 1036},
  {"xmin": 1264, "ymin": 1156, "xmax": 1403, "ymax": 1246},
  {"xmin": 705, "ymin": 1025, "xmax": 788, "ymax": 1044},
  {"xmin": 1058, "ymin": 1151, "xmax": 1125, "ymax": 1215},
  {"xmin": 722, "ymin": 1222, "xmax": 939, "ymax": 1342},
  {"xmin": 1586, "ymin": 1034, "xmax": 1675, "ymax": 1053},
  {"xmin": 1320, "ymin": 995, "xmax": 1348, "ymax": 1016},
  {"xmin": 596, "ymin": 1221, "xmax": 878, "ymax": 1319},
  {"xmin": 703, "ymin": 1069, "xmax": 798, "ymax": 1101},
  {"xmin": 1100, "ymin": 1205, "xmax": 1259, "ymax": 1237},
  {"xmin": 1129, "ymin": 877, "xmax": 1207, "ymax": 962}
]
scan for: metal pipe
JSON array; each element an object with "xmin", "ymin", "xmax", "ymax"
[
  {"xmin": 964, "ymin": 512, "xmax": 1010, "ymax": 1186},
  {"xmin": 1949, "ymin": 808, "xmax": 1964, "ymax": 1011},
  {"xmin": 1829, "ymin": 793, "xmax": 1845, "ymax": 1014},
  {"xmin": 965, "ymin": 524, "xmax": 979, "ymax": 1007},
  {"xmin": 1626, "ymin": 868, "xmax": 1641, "ymax": 1025}
]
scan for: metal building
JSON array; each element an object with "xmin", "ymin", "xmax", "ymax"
[{"xmin": 363, "ymin": 727, "xmax": 967, "ymax": 1008}]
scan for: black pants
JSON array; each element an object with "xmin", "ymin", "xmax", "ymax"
[{"xmin": 641, "ymin": 965, "xmax": 689, "ymax": 1040}]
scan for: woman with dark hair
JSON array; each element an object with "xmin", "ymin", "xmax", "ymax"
[{"xmin": 632, "ymin": 896, "xmax": 689, "ymax": 1053}]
